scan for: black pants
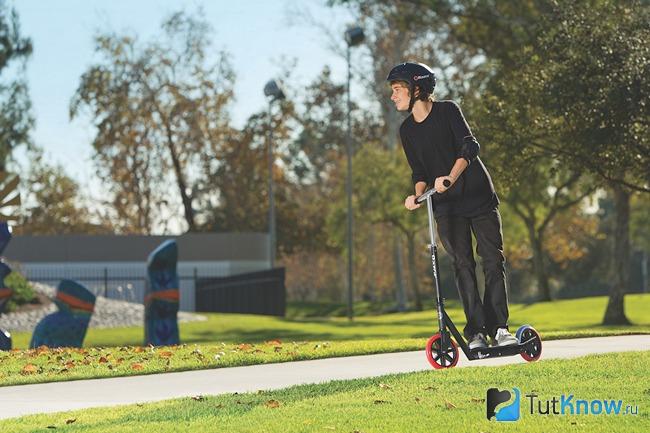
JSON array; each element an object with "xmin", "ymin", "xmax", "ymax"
[{"xmin": 435, "ymin": 208, "xmax": 509, "ymax": 339}]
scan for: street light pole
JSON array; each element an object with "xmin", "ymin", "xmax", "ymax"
[
  {"xmin": 267, "ymin": 99, "xmax": 276, "ymax": 269},
  {"xmin": 344, "ymin": 25, "xmax": 364, "ymax": 322},
  {"xmin": 345, "ymin": 44, "xmax": 353, "ymax": 322},
  {"xmin": 263, "ymin": 80, "xmax": 286, "ymax": 269}
]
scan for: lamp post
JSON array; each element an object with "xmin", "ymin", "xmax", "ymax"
[
  {"xmin": 344, "ymin": 25, "xmax": 364, "ymax": 322},
  {"xmin": 263, "ymin": 79, "xmax": 286, "ymax": 269}
]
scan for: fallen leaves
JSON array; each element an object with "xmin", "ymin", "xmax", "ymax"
[
  {"xmin": 265, "ymin": 399, "xmax": 281, "ymax": 408},
  {"xmin": 65, "ymin": 418, "xmax": 76, "ymax": 425},
  {"xmin": 4, "ymin": 340, "xmax": 332, "ymax": 387},
  {"xmin": 378, "ymin": 383, "xmax": 392, "ymax": 390},
  {"xmin": 21, "ymin": 364, "xmax": 38, "ymax": 375},
  {"xmin": 444, "ymin": 400, "xmax": 457, "ymax": 410}
]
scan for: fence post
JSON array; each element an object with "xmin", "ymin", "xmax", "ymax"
[{"xmin": 104, "ymin": 267, "xmax": 108, "ymax": 298}]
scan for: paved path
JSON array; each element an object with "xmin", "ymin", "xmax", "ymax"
[{"xmin": 0, "ymin": 335, "xmax": 648, "ymax": 420}]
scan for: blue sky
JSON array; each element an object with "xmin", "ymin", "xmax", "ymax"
[{"xmin": 10, "ymin": 0, "xmax": 356, "ymax": 190}]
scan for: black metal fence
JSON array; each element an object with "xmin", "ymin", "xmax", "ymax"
[{"xmin": 195, "ymin": 268, "xmax": 286, "ymax": 316}]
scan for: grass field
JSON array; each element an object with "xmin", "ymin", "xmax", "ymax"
[
  {"xmin": 0, "ymin": 294, "xmax": 648, "ymax": 387},
  {"xmin": 2, "ymin": 350, "xmax": 648, "ymax": 432},
  {"xmin": 8, "ymin": 294, "xmax": 650, "ymax": 349}
]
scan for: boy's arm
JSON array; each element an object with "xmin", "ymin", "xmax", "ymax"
[
  {"xmin": 448, "ymin": 158, "xmax": 469, "ymax": 182},
  {"xmin": 415, "ymin": 181, "xmax": 427, "ymax": 196},
  {"xmin": 434, "ymin": 101, "xmax": 478, "ymax": 192}
]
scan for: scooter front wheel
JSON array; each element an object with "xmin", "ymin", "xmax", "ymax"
[{"xmin": 425, "ymin": 333, "xmax": 459, "ymax": 369}]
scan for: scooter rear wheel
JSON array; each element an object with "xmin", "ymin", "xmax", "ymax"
[
  {"xmin": 516, "ymin": 325, "xmax": 542, "ymax": 362},
  {"xmin": 425, "ymin": 333, "xmax": 459, "ymax": 369}
]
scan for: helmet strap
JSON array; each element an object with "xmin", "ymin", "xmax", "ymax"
[{"xmin": 408, "ymin": 83, "xmax": 416, "ymax": 112}]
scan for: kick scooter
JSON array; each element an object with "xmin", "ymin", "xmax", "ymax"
[{"xmin": 415, "ymin": 184, "xmax": 542, "ymax": 369}]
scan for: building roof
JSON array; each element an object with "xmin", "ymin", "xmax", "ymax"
[{"xmin": 3, "ymin": 233, "xmax": 269, "ymax": 262}]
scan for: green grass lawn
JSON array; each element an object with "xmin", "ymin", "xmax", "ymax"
[
  {"xmin": 0, "ymin": 294, "xmax": 648, "ymax": 388},
  {"xmin": 9, "ymin": 294, "xmax": 650, "ymax": 349},
  {"xmin": 2, "ymin": 350, "xmax": 648, "ymax": 432}
]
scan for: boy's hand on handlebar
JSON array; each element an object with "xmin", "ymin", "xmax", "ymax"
[
  {"xmin": 434, "ymin": 176, "xmax": 454, "ymax": 193},
  {"xmin": 404, "ymin": 195, "xmax": 421, "ymax": 210}
]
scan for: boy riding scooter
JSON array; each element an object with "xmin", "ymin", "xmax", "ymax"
[{"xmin": 388, "ymin": 62, "xmax": 518, "ymax": 350}]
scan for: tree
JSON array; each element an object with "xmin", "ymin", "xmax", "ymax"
[
  {"xmin": 0, "ymin": 1, "xmax": 33, "ymax": 169},
  {"xmin": 507, "ymin": 1, "xmax": 649, "ymax": 323},
  {"xmin": 71, "ymin": 10, "xmax": 235, "ymax": 233},
  {"xmin": 327, "ymin": 144, "xmax": 431, "ymax": 310},
  {"xmin": 15, "ymin": 150, "xmax": 111, "ymax": 235}
]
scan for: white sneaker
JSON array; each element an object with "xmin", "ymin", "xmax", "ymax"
[
  {"xmin": 494, "ymin": 328, "xmax": 518, "ymax": 346},
  {"xmin": 468, "ymin": 333, "xmax": 488, "ymax": 350}
]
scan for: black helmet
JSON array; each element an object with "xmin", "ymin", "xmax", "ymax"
[{"xmin": 386, "ymin": 62, "xmax": 436, "ymax": 112}]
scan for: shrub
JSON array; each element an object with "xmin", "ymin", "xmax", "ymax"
[{"xmin": 4, "ymin": 271, "xmax": 37, "ymax": 312}]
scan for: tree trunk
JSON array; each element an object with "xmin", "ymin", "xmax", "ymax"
[
  {"xmin": 406, "ymin": 233, "xmax": 423, "ymax": 311},
  {"xmin": 526, "ymin": 223, "xmax": 551, "ymax": 301},
  {"xmin": 393, "ymin": 231, "xmax": 407, "ymax": 312},
  {"xmin": 367, "ymin": 230, "xmax": 376, "ymax": 302},
  {"xmin": 165, "ymin": 128, "xmax": 196, "ymax": 232},
  {"xmin": 602, "ymin": 184, "xmax": 631, "ymax": 325}
]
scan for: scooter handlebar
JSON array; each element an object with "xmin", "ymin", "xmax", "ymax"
[{"xmin": 415, "ymin": 179, "xmax": 451, "ymax": 204}]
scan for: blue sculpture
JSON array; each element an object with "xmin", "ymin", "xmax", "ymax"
[
  {"xmin": 144, "ymin": 239, "xmax": 180, "ymax": 346},
  {"xmin": 0, "ymin": 222, "xmax": 11, "ymax": 255},
  {"xmin": 30, "ymin": 280, "xmax": 96, "ymax": 348},
  {"xmin": 0, "ymin": 222, "xmax": 12, "ymax": 350}
]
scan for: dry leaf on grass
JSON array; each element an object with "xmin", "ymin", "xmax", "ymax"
[
  {"xmin": 265, "ymin": 399, "xmax": 280, "ymax": 408},
  {"xmin": 65, "ymin": 419, "xmax": 76, "ymax": 425},
  {"xmin": 131, "ymin": 363, "xmax": 144, "ymax": 371},
  {"xmin": 21, "ymin": 364, "xmax": 38, "ymax": 375},
  {"xmin": 445, "ymin": 400, "xmax": 457, "ymax": 409}
]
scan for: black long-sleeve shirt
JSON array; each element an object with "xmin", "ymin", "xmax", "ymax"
[{"xmin": 399, "ymin": 100, "xmax": 499, "ymax": 217}]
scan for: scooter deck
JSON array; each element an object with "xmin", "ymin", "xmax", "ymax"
[{"xmin": 466, "ymin": 336, "xmax": 537, "ymax": 360}]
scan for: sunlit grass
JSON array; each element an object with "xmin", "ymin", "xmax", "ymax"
[{"xmin": 2, "ymin": 350, "xmax": 648, "ymax": 432}]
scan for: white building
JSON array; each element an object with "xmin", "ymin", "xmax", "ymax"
[{"xmin": 4, "ymin": 233, "xmax": 270, "ymax": 312}]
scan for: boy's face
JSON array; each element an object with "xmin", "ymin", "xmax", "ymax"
[{"xmin": 390, "ymin": 82, "xmax": 410, "ymax": 111}]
